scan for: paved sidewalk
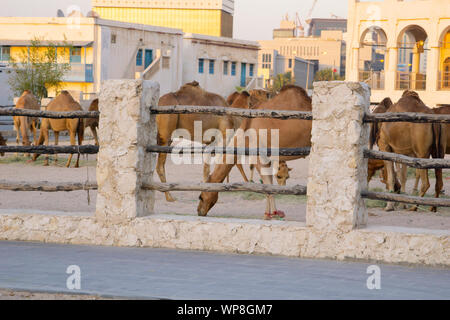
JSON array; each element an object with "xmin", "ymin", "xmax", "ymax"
[{"xmin": 0, "ymin": 241, "xmax": 448, "ymax": 300}]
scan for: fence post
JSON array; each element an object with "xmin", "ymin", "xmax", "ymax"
[
  {"xmin": 95, "ymin": 80, "xmax": 159, "ymax": 223},
  {"xmin": 306, "ymin": 81, "xmax": 371, "ymax": 232}
]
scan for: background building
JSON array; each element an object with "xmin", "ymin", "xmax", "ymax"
[
  {"xmin": 182, "ymin": 33, "xmax": 260, "ymax": 96},
  {"xmin": 346, "ymin": 0, "xmax": 450, "ymax": 107},
  {"xmin": 0, "ymin": 16, "xmax": 184, "ymax": 106},
  {"xmin": 92, "ymin": 0, "xmax": 234, "ymax": 38}
]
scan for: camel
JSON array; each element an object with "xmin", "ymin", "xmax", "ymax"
[
  {"xmin": 156, "ymin": 81, "xmax": 248, "ymax": 202},
  {"xmin": 410, "ymin": 105, "xmax": 450, "ymax": 194},
  {"xmin": 32, "ymin": 91, "xmax": 84, "ymax": 168},
  {"xmin": 13, "ymin": 91, "xmax": 40, "ymax": 155},
  {"xmin": 84, "ymin": 99, "xmax": 99, "ymax": 146},
  {"xmin": 197, "ymin": 85, "xmax": 312, "ymax": 220},
  {"xmin": 375, "ymin": 90, "xmax": 446, "ymax": 212},
  {"xmin": 0, "ymin": 132, "xmax": 6, "ymax": 156}
]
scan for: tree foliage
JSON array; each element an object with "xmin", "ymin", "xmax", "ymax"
[
  {"xmin": 8, "ymin": 38, "xmax": 71, "ymax": 102},
  {"xmin": 314, "ymin": 68, "xmax": 344, "ymax": 82},
  {"xmin": 269, "ymin": 71, "xmax": 295, "ymax": 94}
]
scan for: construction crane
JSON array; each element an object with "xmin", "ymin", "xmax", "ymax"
[{"xmin": 297, "ymin": 0, "xmax": 318, "ymax": 37}]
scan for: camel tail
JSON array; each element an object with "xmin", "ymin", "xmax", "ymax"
[{"xmin": 77, "ymin": 117, "xmax": 84, "ymax": 146}]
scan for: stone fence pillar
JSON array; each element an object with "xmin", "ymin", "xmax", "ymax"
[
  {"xmin": 96, "ymin": 80, "xmax": 159, "ymax": 223},
  {"xmin": 306, "ymin": 81, "xmax": 371, "ymax": 232}
]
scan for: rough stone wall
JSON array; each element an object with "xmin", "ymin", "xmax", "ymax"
[
  {"xmin": 307, "ymin": 81, "xmax": 371, "ymax": 232},
  {"xmin": 96, "ymin": 80, "xmax": 159, "ymax": 223},
  {"xmin": 0, "ymin": 214, "xmax": 448, "ymax": 266}
]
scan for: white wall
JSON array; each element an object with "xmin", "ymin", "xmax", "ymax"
[
  {"xmin": 0, "ymin": 67, "xmax": 13, "ymax": 106},
  {"xmin": 182, "ymin": 34, "xmax": 259, "ymax": 97}
]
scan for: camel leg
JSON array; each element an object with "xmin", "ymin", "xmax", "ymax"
[
  {"xmin": 42, "ymin": 128, "xmax": 50, "ymax": 166},
  {"xmin": 257, "ymin": 161, "xmax": 285, "ymax": 220},
  {"xmin": 384, "ymin": 160, "xmax": 396, "ymax": 211},
  {"xmin": 236, "ymin": 164, "xmax": 249, "ymax": 183},
  {"xmin": 413, "ymin": 169, "xmax": 420, "ymax": 195},
  {"xmin": 432, "ymin": 168, "xmax": 443, "ymax": 213},
  {"xmin": 20, "ymin": 117, "xmax": 31, "ymax": 157},
  {"xmin": 31, "ymin": 120, "xmax": 38, "ymax": 146},
  {"xmin": 203, "ymin": 163, "xmax": 211, "ymax": 183},
  {"xmin": 398, "ymin": 164, "xmax": 408, "ymax": 209},
  {"xmin": 91, "ymin": 126, "xmax": 99, "ymax": 146},
  {"xmin": 54, "ymin": 131, "xmax": 59, "ymax": 164},
  {"xmin": 249, "ymin": 164, "xmax": 255, "ymax": 182},
  {"xmin": 409, "ymin": 169, "xmax": 430, "ymax": 211},
  {"xmin": 66, "ymin": 130, "xmax": 75, "ymax": 168},
  {"xmin": 14, "ymin": 118, "xmax": 20, "ymax": 158},
  {"xmin": 156, "ymin": 152, "xmax": 176, "ymax": 202}
]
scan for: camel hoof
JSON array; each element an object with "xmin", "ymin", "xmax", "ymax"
[
  {"xmin": 408, "ymin": 206, "xmax": 418, "ymax": 212},
  {"xmin": 264, "ymin": 213, "xmax": 273, "ymax": 220},
  {"xmin": 430, "ymin": 207, "xmax": 437, "ymax": 213},
  {"xmin": 43, "ymin": 162, "xmax": 49, "ymax": 167},
  {"xmin": 272, "ymin": 210, "xmax": 286, "ymax": 219},
  {"xmin": 384, "ymin": 204, "xmax": 395, "ymax": 212}
]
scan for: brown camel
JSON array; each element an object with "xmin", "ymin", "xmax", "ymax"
[
  {"xmin": 84, "ymin": 98, "xmax": 99, "ymax": 146},
  {"xmin": 13, "ymin": 91, "xmax": 40, "ymax": 154},
  {"xmin": 197, "ymin": 85, "xmax": 312, "ymax": 220},
  {"xmin": 275, "ymin": 161, "xmax": 292, "ymax": 186},
  {"xmin": 0, "ymin": 132, "xmax": 6, "ymax": 156},
  {"xmin": 156, "ymin": 81, "xmax": 248, "ymax": 202},
  {"xmin": 32, "ymin": 91, "xmax": 84, "ymax": 167},
  {"xmin": 375, "ymin": 90, "xmax": 446, "ymax": 212}
]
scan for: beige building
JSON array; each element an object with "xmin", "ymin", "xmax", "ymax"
[
  {"xmin": 346, "ymin": 0, "xmax": 450, "ymax": 107},
  {"xmin": 92, "ymin": 0, "xmax": 234, "ymax": 38},
  {"xmin": 258, "ymin": 30, "xmax": 345, "ymax": 87},
  {"xmin": 0, "ymin": 17, "xmax": 183, "ymax": 105},
  {"xmin": 182, "ymin": 33, "xmax": 260, "ymax": 96}
]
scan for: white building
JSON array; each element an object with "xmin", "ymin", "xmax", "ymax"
[{"xmin": 182, "ymin": 33, "xmax": 261, "ymax": 96}]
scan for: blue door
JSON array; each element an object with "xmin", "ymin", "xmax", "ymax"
[
  {"xmin": 144, "ymin": 49, "xmax": 153, "ymax": 69},
  {"xmin": 240, "ymin": 63, "xmax": 247, "ymax": 87}
]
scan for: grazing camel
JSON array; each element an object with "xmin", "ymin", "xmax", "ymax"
[
  {"xmin": 275, "ymin": 161, "xmax": 292, "ymax": 186},
  {"xmin": 197, "ymin": 85, "xmax": 312, "ymax": 220},
  {"xmin": 32, "ymin": 91, "xmax": 84, "ymax": 168},
  {"xmin": 84, "ymin": 98, "xmax": 99, "ymax": 146},
  {"xmin": 156, "ymin": 81, "xmax": 249, "ymax": 202},
  {"xmin": 0, "ymin": 132, "xmax": 6, "ymax": 156},
  {"xmin": 13, "ymin": 91, "xmax": 40, "ymax": 154},
  {"xmin": 375, "ymin": 90, "xmax": 446, "ymax": 212}
]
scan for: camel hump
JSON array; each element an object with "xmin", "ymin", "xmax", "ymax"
[{"xmin": 402, "ymin": 90, "xmax": 421, "ymax": 100}]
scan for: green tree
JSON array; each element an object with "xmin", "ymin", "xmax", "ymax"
[
  {"xmin": 8, "ymin": 38, "xmax": 71, "ymax": 102},
  {"xmin": 269, "ymin": 71, "xmax": 295, "ymax": 94},
  {"xmin": 314, "ymin": 68, "xmax": 344, "ymax": 82}
]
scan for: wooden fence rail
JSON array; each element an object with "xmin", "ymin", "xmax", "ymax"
[
  {"xmin": 151, "ymin": 105, "xmax": 313, "ymax": 120},
  {"xmin": 364, "ymin": 149, "xmax": 450, "ymax": 169},
  {"xmin": 361, "ymin": 190, "xmax": 450, "ymax": 207},
  {"xmin": 146, "ymin": 145, "xmax": 311, "ymax": 157},
  {"xmin": 0, "ymin": 145, "xmax": 99, "ymax": 155},
  {"xmin": 0, "ymin": 107, "xmax": 99, "ymax": 119},
  {"xmin": 0, "ymin": 180, "xmax": 98, "ymax": 192},
  {"xmin": 364, "ymin": 112, "xmax": 450, "ymax": 123},
  {"xmin": 143, "ymin": 182, "xmax": 307, "ymax": 195}
]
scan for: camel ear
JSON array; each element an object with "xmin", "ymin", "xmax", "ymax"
[{"xmin": 288, "ymin": 168, "xmax": 293, "ymax": 172}]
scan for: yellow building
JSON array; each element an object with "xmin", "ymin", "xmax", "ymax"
[{"xmin": 92, "ymin": 0, "xmax": 234, "ymax": 38}]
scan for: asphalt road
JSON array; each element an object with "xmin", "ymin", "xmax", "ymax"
[{"xmin": 0, "ymin": 241, "xmax": 449, "ymax": 300}]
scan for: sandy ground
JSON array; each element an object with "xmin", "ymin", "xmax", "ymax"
[
  {"xmin": 0, "ymin": 138, "xmax": 450, "ymax": 230},
  {"xmin": 0, "ymin": 289, "xmax": 113, "ymax": 300}
]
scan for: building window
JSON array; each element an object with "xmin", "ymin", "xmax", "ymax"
[
  {"xmin": 162, "ymin": 57, "xmax": 170, "ymax": 69},
  {"xmin": 111, "ymin": 34, "xmax": 117, "ymax": 44},
  {"xmin": 0, "ymin": 46, "xmax": 10, "ymax": 62},
  {"xmin": 249, "ymin": 64, "xmax": 254, "ymax": 77},
  {"xmin": 231, "ymin": 62, "xmax": 236, "ymax": 76},
  {"xmin": 209, "ymin": 60, "xmax": 215, "ymax": 74},
  {"xmin": 198, "ymin": 58, "xmax": 204, "ymax": 74},
  {"xmin": 288, "ymin": 59, "xmax": 292, "ymax": 68},
  {"xmin": 70, "ymin": 47, "xmax": 82, "ymax": 63},
  {"xmin": 136, "ymin": 49, "xmax": 143, "ymax": 66},
  {"xmin": 223, "ymin": 61, "xmax": 229, "ymax": 75}
]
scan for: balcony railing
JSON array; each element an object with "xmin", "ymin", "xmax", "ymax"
[
  {"xmin": 358, "ymin": 70, "xmax": 385, "ymax": 90},
  {"xmin": 438, "ymin": 71, "xmax": 450, "ymax": 90},
  {"xmin": 64, "ymin": 63, "xmax": 93, "ymax": 83},
  {"xmin": 395, "ymin": 71, "xmax": 426, "ymax": 91}
]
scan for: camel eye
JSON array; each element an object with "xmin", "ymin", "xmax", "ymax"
[
  {"xmin": 199, "ymin": 195, "xmax": 203, "ymax": 201},
  {"xmin": 277, "ymin": 175, "xmax": 282, "ymax": 179}
]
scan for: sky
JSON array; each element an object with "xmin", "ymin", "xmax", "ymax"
[{"xmin": 2, "ymin": 0, "xmax": 349, "ymax": 41}]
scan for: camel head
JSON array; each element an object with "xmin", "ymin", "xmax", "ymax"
[
  {"xmin": 197, "ymin": 191, "xmax": 218, "ymax": 217},
  {"xmin": 229, "ymin": 91, "xmax": 250, "ymax": 109},
  {"xmin": 276, "ymin": 161, "xmax": 292, "ymax": 186},
  {"xmin": 248, "ymin": 89, "xmax": 270, "ymax": 108}
]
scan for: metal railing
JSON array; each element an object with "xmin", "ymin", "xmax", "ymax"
[
  {"xmin": 395, "ymin": 71, "xmax": 426, "ymax": 91},
  {"xmin": 358, "ymin": 70, "xmax": 385, "ymax": 90}
]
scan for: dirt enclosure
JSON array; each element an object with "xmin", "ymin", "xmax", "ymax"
[{"xmin": 0, "ymin": 137, "xmax": 449, "ymax": 231}]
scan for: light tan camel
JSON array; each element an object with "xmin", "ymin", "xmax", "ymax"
[
  {"xmin": 32, "ymin": 91, "xmax": 84, "ymax": 168},
  {"xmin": 197, "ymin": 85, "xmax": 312, "ymax": 220},
  {"xmin": 376, "ymin": 90, "xmax": 446, "ymax": 212},
  {"xmin": 156, "ymin": 81, "xmax": 248, "ymax": 202},
  {"xmin": 84, "ymin": 98, "xmax": 99, "ymax": 146},
  {"xmin": 13, "ymin": 91, "xmax": 40, "ymax": 154}
]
